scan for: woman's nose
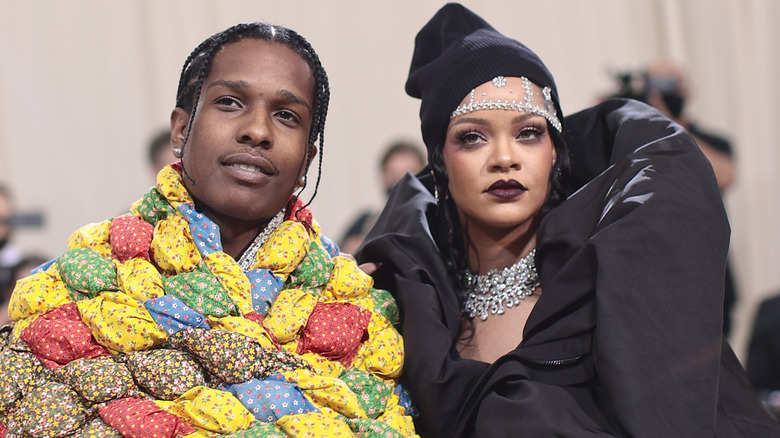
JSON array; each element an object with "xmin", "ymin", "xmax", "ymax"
[{"xmin": 488, "ymin": 139, "xmax": 520, "ymax": 172}]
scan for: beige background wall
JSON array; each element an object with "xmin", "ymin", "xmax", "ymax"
[{"xmin": 0, "ymin": 0, "xmax": 777, "ymax": 359}]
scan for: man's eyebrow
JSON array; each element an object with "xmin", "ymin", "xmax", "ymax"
[
  {"xmin": 277, "ymin": 89, "xmax": 312, "ymax": 112},
  {"xmin": 206, "ymin": 79, "xmax": 251, "ymax": 91},
  {"xmin": 205, "ymin": 80, "xmax": 311, "ymax": 112}
]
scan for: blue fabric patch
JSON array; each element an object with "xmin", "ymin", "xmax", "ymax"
[
  {"xmin": 394, "ymin": 382, "xmax": 418, "ymax": 417},
  {"xmin": 220, "ymin": 373, "xmax": 319, "ymax": 422},
  {"xmin": 245, "ymin": 268, "xmax": 284, "ymax": 316},
  {"xmin": 320, "ymin": 234, "xmax": 340, "ymax": 258},
  {"xmin": 177, "ymin": 203, "xmax": 222, "ymax": 257},
  {"xmin": 31, "ymin": 258, "xmax": 56, "ymax": 275},
  {"xmin": 144, "ymin": 295, "xmax": 210, "ymax": 335}
]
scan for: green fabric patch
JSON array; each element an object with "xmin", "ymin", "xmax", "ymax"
[
  {"xmin": 346, "ymin": 417, "xmax": 406, "ymax": 438},
  {"xmin": 370, "ymin": 287, "xmax": 399, "ymax": 328},
  {"xmin": 131, "ymin": 187, "xmax": 176, "ymax": 225},
  {"xmin": 286, "ymin": 241, "xmax": 333, "ymax": 291},
  {"xmin": 57, "ymin": 247, "xmax": 119, "ymax": 300},
  {"xmin": 164, "ymin": 266, "xmax": 238, "ymax": 317},
  {"xmin": 226, "ymin": 421, "xmax": 287, "ymax": 437},
  {"xmin": 340, "ymin": 368, "xmax": 393, "ymax": 419}
]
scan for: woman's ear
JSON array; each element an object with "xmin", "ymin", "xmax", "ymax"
[{"xmin": 170, "ymin": 108, "xmax": 189, "ymax": 147}]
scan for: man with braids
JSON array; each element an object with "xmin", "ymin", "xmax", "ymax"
[{"xmin": 0, "ymin": 23, "xmax": 415, "ymax": 437}]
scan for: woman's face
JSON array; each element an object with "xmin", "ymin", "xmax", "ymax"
[
  {"xmin": 443, "ymin": 77, "xmax": 556, "ymax": 234},
  {"xmin": 171, "ymin": 38, "xmax": 315, "ymax": 227}
]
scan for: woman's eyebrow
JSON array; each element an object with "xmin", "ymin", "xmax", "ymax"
[{"xmin": 449, "ymin": 117, "xmax": 488, "ymax": 129}]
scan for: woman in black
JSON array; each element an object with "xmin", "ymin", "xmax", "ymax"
[{"xmin": 358, "ymin": 3, "xmax": 779, "ymax": 436}]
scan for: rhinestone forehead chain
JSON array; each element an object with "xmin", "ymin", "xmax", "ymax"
[{"xmin": 450, "ymin": 76, "xmax": 562, "ymax": 132}]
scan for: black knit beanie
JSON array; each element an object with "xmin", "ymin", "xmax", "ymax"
[{"xmin": 406, "ymin": 3, "xmax": 563, "ymax": 153}]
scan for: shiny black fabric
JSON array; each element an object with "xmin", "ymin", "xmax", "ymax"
[{"xmin": 358, "ymin": 99, "xmax": 779, "ymax": 437}]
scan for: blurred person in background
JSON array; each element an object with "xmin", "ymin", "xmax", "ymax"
[
  {"xmin": 610, "ymin": 61, "xmax": 739, "ymax": 335},
  {"xmin": 0, "ymin": 183, "xmax": 22, "ymax": 301},
  {"xmin": 147, "ymin": 128, "xmax": 177, "ymax": 182},
  {"xmin": 339, "ymin": 140, "xmax": 425, "ymax": 254}
]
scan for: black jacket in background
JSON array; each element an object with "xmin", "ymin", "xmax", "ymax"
[{"xmin": 358, "ymin": 99, "xmax": 779, "ymax": 437}]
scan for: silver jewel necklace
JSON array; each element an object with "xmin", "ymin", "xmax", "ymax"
[
  {"xmin": 462, "ymin": 249, "xmax": 540, "ymax": 321},
  {"xmin": 237, "ymin": 208, "xmax": 286, "ymax": 272}
]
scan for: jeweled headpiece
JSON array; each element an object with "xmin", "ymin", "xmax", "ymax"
[
  {"xmin": 405, "ymin": 3, "xmax": 563, "ymax": 154},
  {"xmin": 450, "ymin": 76, "xmax": 562, "ymax": 132}
]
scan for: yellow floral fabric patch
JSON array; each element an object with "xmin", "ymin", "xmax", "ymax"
[
  {"xmin": 67, "ymin": 219, "xmax": 112, "ymax": 258},
  {"xmin": 165, "ymin": 386, "xmax": 255, "ymax": 434},
  {"xmin": 77, "ymin": 292, "xmax": 167, "ymax": 353},
  {"xmin": 8, "ymin": 267, "xmax": 70, "ymax": 322},
  {"xmin": 256, "ymin": 221, "xmax": 309, "ymax": 274},
  {"xmin": 116, "ymin": 258, "xmax": 165, "ymax": 302}
]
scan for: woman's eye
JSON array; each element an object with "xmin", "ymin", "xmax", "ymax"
[
  {"xmin": 459, "ymin": 131, "xmax": 484, "ymax": 145},
  {"xmin": 517, "ymin": 126, "xmax": 543, "ymax": 141}
]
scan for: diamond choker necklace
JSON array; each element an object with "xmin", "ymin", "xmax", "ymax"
[
  {"xmin": 462, "ymin": 249, "xmax": 540, "ymax": 321},
  {"xmin": 237, "ymin": 208, "xmax": 286, "ymax": 272}
]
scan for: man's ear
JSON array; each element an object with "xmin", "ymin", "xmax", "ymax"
[
  {"xmin": 302, "ymin": 144, "xmax": 318, "ymax": 176},
  {"xmin": 299, "ymin": 144, "xmax": 318, "ymax": 186},
  {"xmin": 170, "ymin": 108, "xmax": 190, "ymax": 147},
  {"xmin": 308, "ymin": 144, "xmax": 318, "ymax": 163}
]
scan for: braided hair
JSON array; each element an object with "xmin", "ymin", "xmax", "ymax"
[
  {"xmin": 428, "ymin": 122, "xmax": 569, "ymax": 304},
  {"xmin": 174, "ymin": 23, "xmax": 330, "ymax": 213}
]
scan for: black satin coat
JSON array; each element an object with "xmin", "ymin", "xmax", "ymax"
[{"xmin": 358, "ymin": 99, "xmax": 779, "ymax": 437}]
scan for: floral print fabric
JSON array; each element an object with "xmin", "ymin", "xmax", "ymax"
[{"xmin": 0, "ymin": 164, "xmax": 415, "ymax": 437}]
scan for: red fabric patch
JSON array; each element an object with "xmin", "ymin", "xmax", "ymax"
[
  {"xmin": 20, "ymin": 302, "xmax": 110, "ymax": 369},
  {"xmin": 0, "ymin": 421, "xmax": 7, "ymax": 437},
  {"xmin": 243, "ymin": 310, "xmax": 264, "ymax": 326},
  {"xmin": 297, "ymin": 302, "xmax": 372, "ymax": 366},
  {"xmin": 285, "ymin": 196, "xmax": 312, "ymax": 226},
  {"xmin": 110, "ymin": 215, "xmax": 154, "ymax": 262},
  {"xmin": 99, "ymin": 397, "xmax": 196, "ymax": 438}
]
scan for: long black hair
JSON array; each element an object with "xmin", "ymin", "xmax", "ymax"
[
  {"xmin": 174, "ymin": 22, "xmax": 330, "ymax": 209},
  {"xmin": 428, "ymin": 122, "xmax": 569, "ymax": 303}
]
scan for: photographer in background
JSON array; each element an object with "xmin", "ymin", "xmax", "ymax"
[
  {"xmin": 611, "ymin": 61, "xmax": 738, "ymax": 335},
  {"xmin": 0, "ymin": 183, "xmax": 22, "ymax": 299}
]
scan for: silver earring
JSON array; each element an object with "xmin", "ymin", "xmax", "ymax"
[
  {"xmin": 172, "ymin": 147, "xmax": 182, "ymax": 158},
  {"xmin": 431, "ymin": 170, "xmax": 441, "ymax": 203},
  {"xmin": 300, "ymin": 175, "xmax": 307, "ymax": 187}
]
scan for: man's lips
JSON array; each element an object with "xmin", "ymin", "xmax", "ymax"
[{"xmin": 222, "ymin": 153, "xmax": 275, "ymax": 176}]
